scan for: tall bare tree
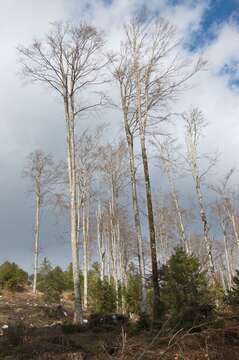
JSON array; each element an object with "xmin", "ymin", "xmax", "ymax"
[
  {"xmin": 112, "ymin": 46, "xmax": 147, "ymax": 313},
  {"xmin": 212, "ymin": 202, "xmax": 233, "ymax": 288},
  {"xmin": 23, "ymin": 150, "xmax": 61, "ymax": 294},
  {"xmin": 210, "ymin": 169, "xmax": 238, "ymax": 286},
  {"xmin": 183, "ymin": 108, "xmax": 216, "ymax": 280},
  {"xmin": 18, "ymin": 23, "xmax": 106, "ymax": 323},
  {"xmin": 154, "ymin": 138, "xmax": 189, "ymax": 253},
  {"xmin": 123, "ymin": 16, "xmax": 203, "ymax": 319},
  {"xmin": 98, "ymin": 140, "xmax": 129, "ymax": 310},
  {"xmin": 97, "ymin": 203, "xmax": 105, "ymax": 281}
]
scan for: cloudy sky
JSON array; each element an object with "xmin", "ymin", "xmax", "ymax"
[{"xmin": 0, "ymin": 0, "xmax": 239, "ymax": 272}]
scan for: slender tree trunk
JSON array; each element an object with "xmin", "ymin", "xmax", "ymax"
[
  {"xmin": 134, "ymin": 55, "xmax": 160, "ymax": 318},
  {"xmin": 165, "ymin": 164, "xmax": 189, "ymax": 253},
  {"xmin": 224, "ymin": 232, "xmax": 233, "ymax": 289},
  {"xmin": 65, "ymin": 98, "xmax": 83, "ymax": 324},
  {"xmin": 194, "ymin": 173, "xmax": 216, "ymax": 279},
  {"xmin": 97, "ymin": 204, "xmax": 105, "ymax": 281},
  {"xmin": 83, "ymin": 202, "xmax": 89, "ymax": 310},
  {"xmin": 118, "ymin": 223, "xmax": 127, "ymax": 314},
  {"xmin": 220, "ymin": 268, "xmax": 227, "ymax": 292},
  {"xmin": 76, "ymin": 183, "xmax": 81, "ymax": 253},
  {"xmin": 105, "ymin": 224, "xmax": 111, "ymax": 283},
  {"xmin": 140, "ymin": 132, "xmax": 160, "ymax": 319},
  {"xmin": 125, "ymin": 131, "xmax": 147, "ymax": 313},
  {"xmin": 220, "ymin": 220, "xmax": 233, "ymax": 288},
  {"xmin": 109, "ymin": 199, "xmax": 119, "ymax": 311},
  {"xmin": 225, "ymin": 202, "xmax": 239, "ymax": 249},
  {"xmin": 33, "ymin": 194, "xmax": 40, "ymax": 294}
]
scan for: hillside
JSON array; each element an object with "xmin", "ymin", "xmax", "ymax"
[{"xmin": 0, "ymin": 289, "xmax": 239, "ymax": 359}]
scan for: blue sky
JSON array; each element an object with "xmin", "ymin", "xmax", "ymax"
[{"xmin": 188, "ymin": 0, "xmax": 239, "ymax": 50}]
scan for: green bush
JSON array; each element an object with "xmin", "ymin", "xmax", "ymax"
[
  {"xmin": 64, "ymin": 263, "xmax": 74, "ymax": 291},
  {"xmin": 160, "ymin": 248, "xmax": 214, "ymax": 327},
  {"xmin": 0, "ymin": 262, "xmax": 28, "ymax": 291},
  {"xmin": 123, "ymin": 263, "xmax": 141, "ymax": 314},
  {"xmin": 88, "ymin": 263, "xmax": 117, "ymax": 314},
  {"xmin": 37, "ymin": 259, "xmax": 67, "ymax": 302}
]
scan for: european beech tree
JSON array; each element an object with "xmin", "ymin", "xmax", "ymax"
[
  {"xmin": 18, "ymin": 23, "xmax": 106, "ymax": 323},
  {"xmin": 24, "ymin": 150, "xmax": 61, "ymax": 294},
  {"xmin": 122, "ymin": 16, "xmax": 203, "ymax": 319},
  {"xmin": 183, "ymin": 108, "xmax": 216, "ymax": 280}
]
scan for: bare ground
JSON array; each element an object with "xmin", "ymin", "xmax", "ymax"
[{"xmin": 0, "ymin": 290, "xmax": 239, "ymax": 359}]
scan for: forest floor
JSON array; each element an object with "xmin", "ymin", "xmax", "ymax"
[{"xmin": 0, "ymin": 289, "xmax": 239, "ymax": 359}]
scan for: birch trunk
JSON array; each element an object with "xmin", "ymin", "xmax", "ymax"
[{"xmin": 33, "ymin": 194, "xmax": 40, "ymax": 294}]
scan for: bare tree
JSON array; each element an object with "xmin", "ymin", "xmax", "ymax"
[
  {"xmin": 75, "ymin": 129, "xmax": 102, "ymax": 310},
  {"xmin": 23, "ymin": 150, "xmax": 61, "ymax": 293},
  {"xmin": 210, "ymin": 169, "xmax": 239, "ymax": 286},
  {"xmin": 154, "ymin": 138, "xmax": 189, "ymax": 253},
  {"xmin": 18, "ymin": 23, "xmax": 106, "ymax": 323},
  {"xmin": 97, "ymin": 203, "xmax": 105, "ymax": 281},
  {"xmin": 98, "ymin": 140, "xmax": 129, "ymax": 311},
  {"xmin": 123, "ymin": 16, "xmax": 203, "ymax": 319},
  {"xmin": 112, "ymin": 45, "xmax": 147, "ymax": 313},
  {"xmin": 212, "ymin": 202, "xmax": 233, "ymax": 288},
  {"xmin": 183, "ymin": 108, "xmax": 216, "ymax": 280}
]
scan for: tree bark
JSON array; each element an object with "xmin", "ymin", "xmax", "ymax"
[
  {"xmin": 65, "ymin": 97, "xmax": 83, "ymax": 324},
  {"xmin": 165, "ymin": 163, "xmax": 189, "ymax": 253},
  {"xmin": 194, "ymin": 173, "xmax": 216, "ymax": 279},
  {"xmin": 134, "ymin": 53, "xmax": 160, "ymax": 319},
  {"xmin": 139, "ymin": 133, "xmax": 160, "ymax": 319},
  {"xmin": 225, "ymin": 201, "xmax": 239, "ymax": 249},
  {"xmin": 83, "ymin": 202, "xmax": 89, "ymax": 310},
  {"xmin": 97, "ymin": 204, "xmax": 105, "ymax": 281},
  {"xmin": 33, "ymin": 194, "xmax": 40, "ymax": 294},
  {"xmin": 125, "ymin": 131, "xmax": 147, "ymax": 313}
]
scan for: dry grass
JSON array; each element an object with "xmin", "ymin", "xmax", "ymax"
[{"xmin": 0, "ymin": 289, "xmax": 239, "ymax": 359}]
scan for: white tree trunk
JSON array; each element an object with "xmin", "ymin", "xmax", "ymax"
[
  {"xmin": 109, "ymin": 200, "xmax": 119, "ymax": 311},
  {"xmin": 165, "ymin": 163, "xmax": 189, "ymax": 253},
  {"xmin": 97, "ymin": 204, "xmax": 105, "ymax": 281},
  {"xmin": 226, "ymin": 203, "xmax": 239, "ymax": 249},
  {"xmin": 126, "ymin": 133, "xmax": 147, "ymax": 313},
  {"xmin": 66, "ymin": 103, "xmax": 83, "ymax": 324},
  {"xmin": 33, "ymin": 194, "xmax": 40, "ymax": 294},
  {"xmin": 83, "ymin": 203, "xmax": 89, "ymax": 310},
  {"xmin": 195, "ymin": 175, "xmax": 216, "ymax": 279},
  {"xmin": 220, "ymin": 220, "xmax": 233, "ymax": 289}
]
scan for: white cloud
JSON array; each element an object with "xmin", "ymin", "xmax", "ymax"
[
  {"xmin": 204, "ymin": 22, "xmax": 239, "ymax": 72},
  {"xmin": 0, "ymin": 0, "xmax": 239, "ymax": 269}
]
